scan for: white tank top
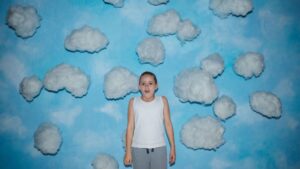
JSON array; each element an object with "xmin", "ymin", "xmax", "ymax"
[{"xmin": 132, "ymin": 96, "xmax": 166, "ymax": 148}]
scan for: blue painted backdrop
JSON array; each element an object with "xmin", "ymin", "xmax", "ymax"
[{"xmin": 0, "ymin": 0, "xmax": 299, "ymax": 169}]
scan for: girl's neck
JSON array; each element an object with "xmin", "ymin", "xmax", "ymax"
[{"xmin": 141, "ymin": 95, "xmax": 155, "ymax": 102}]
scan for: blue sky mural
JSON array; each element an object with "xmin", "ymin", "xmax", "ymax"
[{"xmin": 0, "ymin": 0, "xmax": 300, "ymax": 169}]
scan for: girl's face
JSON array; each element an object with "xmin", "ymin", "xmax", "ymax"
[{"xmin": 139, "ymin": 74, "xmax": 157, "ymax": 99}]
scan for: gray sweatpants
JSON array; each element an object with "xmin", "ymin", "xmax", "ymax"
[{"xmin": 132, "ymin": 146, "xmax": 167, "ymax": 169}]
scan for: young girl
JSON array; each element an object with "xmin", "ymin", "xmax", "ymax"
[{"xmin": 124, "ymin": 71, "xmax": 176, "ymax": 169}]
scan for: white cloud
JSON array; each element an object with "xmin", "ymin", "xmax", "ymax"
[
  {"xmin": 213, "ymin": 95, "xmax": 236, "ymax": 120},
  {"xmin": 91, "ymin": 153, "xmax": 119, "ymax": 169},
  {"xmin": 233, "ymin": 52, "xmax": 264, "ymax": 79},
  {"xmin": 33, "ymin": 122, "xmax": 62, "ymax": 155},
  {"xmin": 249, "ymin": 91, "xmax": 282, "ymax": 118},
  {"xmin": 103, "ymin": 0, "xmax": 124, "ymax": 8},
  {"xmin": 103, "ymin": 66, "xmax": 138, "ymax": 99},
  {"xmin": 209, "ymin": 0, "xmax": 253, "ymax": 18},
  {"xmin": 43, "ymin": 64, "xmax": 90, "ymax": 97},
  {"xmin": 180, "ymin": 116, "xmax": 225, "ymax": 150},
  {"xmin": 19, "ymin": 75, "xmax": 43, "ymax": 102},
  {"xmin": 64, "ymin": 25, "xmax": 109, "ymax": 53},
  {"xmin": 6, "ymin": 5, "xmax": 41, "ymax": 38},
  {"xmin": 136, "ymin": 37, "xmax": 165, "ymax": 65},
  {"xmin": 173, "ymin": 67, "xmax": 218, "ymax": 104},
  {"xmin": 147, "ymin": 9, "xmax": 181, "ymax": 36},
  {"xmin": 50, "ymin": 106, "xmax": 81, "ymax": 127},
  {"xmin": 201, "ymin": 53, "xmax": 224, "ymax": 78},
  {"xmin": 0, "ymin": 114, "xmax": 27, "ymax": 138},
  {"xmin": 95, "ymin": 103, "xmax": 122, "ymax": 121},
  {"xmin": 148, "ymin": 0, "xmax": 169, "ymax": 6},
  {"xmin": 176, "ymin": 19, "xmax": 200, "ymax": 42}
]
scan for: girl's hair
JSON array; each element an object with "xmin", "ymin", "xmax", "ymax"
[{"xmin": 139, "ymin": 71, "xmax": 157, "ymax": 84}]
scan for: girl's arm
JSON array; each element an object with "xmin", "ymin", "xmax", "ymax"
[
  {"xmin": 162, "ymin": 96, "xmax": 176, "ymax": 165},
  {"xmin": 124, "ymin": 98, "xmax": 135, "ymax": 166}
]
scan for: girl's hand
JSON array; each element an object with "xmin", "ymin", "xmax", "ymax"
[
  {"xmin": 169, "ymin": 147, "xmax": 176, "ymax": 165},
  {"xmin": 124, "ymin": 151, "xmax": 132, "ymax": 166}
]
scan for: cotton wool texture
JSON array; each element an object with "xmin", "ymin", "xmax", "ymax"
[
  {"xmin": 201, "ymin": 53, "xmax": 224, "ymax": 77},
  {"xmin": 176, "ymin": 19, "xmax": 200, "ymax": 42},
  {"xmin": 136, "ymin": 37, "xmax": 165, "ymax": 65},
  {"xmin": 19, "ymin": 75, "xmax": 43, "ymax": 102},
  {"xmin": 103, "ymin": 66, "xmax": 138, "ymax": 99},
  {"xmin": 213, "ymin": 95, "xmax": 236, "ymax": 120},
  {"xmin": 148, "ymin": 0, "xmax": 169, "ymax": 6},
  {"xmin": 43, "ymin": 64, "xmax": 90, "ymax": 97},
  {"xmin": 6, "ymin": 5, "xmax": 41, "ymax": 38},
  {"xmin": 234, "ymin": 52, "xmax": 264, "ymax": 79},
  {"xmin": 34, "ymin": 122, "xmax": 62, "ymax": 155},
  {"xmin": 174, "ymin": 68, "xmax": 218, "ymax": 104},
  {"xmin": 65, "ymin": 25, "xmax": 109, "ymax": 53},
  {"xmin": 209, "ymin": 0, "xmax": 253, "ymax": 18},
  {"xmin": 91, "ymin": 153, "xmax": 119, "ymax": 169},
  {"xmin": 250, "ymin": 91, "xmax": 282, "ymax": 118},
  {"xmin": 103, "ymin": 0, "xmax": 124, "ymax": 8},
  {"xmin": 180, "ymin": 116, "xmax": 225, "ymax": 150}
]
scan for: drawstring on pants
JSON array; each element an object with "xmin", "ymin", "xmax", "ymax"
[{"xmin": 146, "ymin": 148, "xmax": 154, "ymax": 154}]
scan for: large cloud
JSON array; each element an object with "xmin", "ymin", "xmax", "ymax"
[
  {"xmin": 34, "ymin": 122, "xmax": 62, "ymax": 155},
  {"xmin": 173, "ymin": 68, "xmax": 218, "ymax": 104},
  {"xmin": 249, "ymin": 91, "xmax": 282, "ymax": 118},
  {"xmin": 209, "ymin": 0, "xmax": 253, "ymax": 18},
  {"xmin": 213, "ymin": 95, "xmax": 236, "ymax": 120},
  {"xmin": 233, "ymin": 52, "xmax": 264, "ymax": 79},
  {"xmin": 176, "ymin": 19, "xmax": 200, "ymax": 42},
  {"xmin": 44, "ymin": 64, "xmax": 90, "ymax": 97},
  {"xmin": 64, "ymin": 25, "xmax": 109, "ymax": 53},
  {"xmin": 103, "ymin": 0, "xmax": 124, "ymax": 8},
  {"xmin": 147, "ymin": 9, "xmax": 181, "ymax": 36},
  {"xmin": 103, "ymin": 66, "xmax": 138, "ymax": 99},
  {"xmin": 180, "ymin": 116, "xmax": 225, "ymax": 150},
  {"xmin": 19, "ymin": 75, "xmax": 43, "ymax": 102},
  {"xmin": 148, "ymin": 0, "xmax": 169, "ymax": 6},
  {"xmin": 6, "ymin": 4, "xmax": 41, "ymax": 38},
  {"xmin": 201, "ymin": 53, "xmax": 224, "ymax": 78},
  {"xmin": 136, "ymin": 37, "xmax": 165, "ymax": 65},
  {"xmin": 91, "ymin": 153, "xmax": 119, "ymax": 169},
  {"xmin": 0, "ymin": 114, "xmax": 27, "ymax": 138}
]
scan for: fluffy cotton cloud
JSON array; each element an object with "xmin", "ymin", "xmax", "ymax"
[
  {"xmin": 103, "ymin": 66, "xmax": 138, "ymax": 99},
  {"xmin": 213, "ymin": 95, "xmax": 236, "ymax": 120},
  {"xmin": 147, "ymin": 9, "xmax": 181, "ymax": 36},
  {"xmin": 64, "ymin": 25, "xmax": 109, "ymax": 53},
  {"xmin": 173, "ymin": 68, "xmax": 218, "ymax": 104},
  {"xmin": 0, "ymin": 114, "xmax": 27, "ymax": 138},
  {"xmin": 209, "ymin": 0, "xmax": 253, "ymax": 18},
  {"xmin": 6, "ymin": 5, "xmax": 41, "ymax": 38},
  {"xmin": 91, "ymin": 153, "xmax": 119, "ymax": 169},
  {"xmin": 103, "ymin": 0, "xmax": 124, "ymax": 8},
  {"xmin": 201, "ymin": 53, "xmax": 224, "ymax": 77},
  {"xmin": 19, "ymin": 75, "xmax": 43, "ymax": 102},
  {"xmin": 44, "ymin": 64, "xmax": 90, "ymax": 97},
  {"xmin": 95, "ymin": 103, "xmax": 122, "ymax": 121},
  {"xmin": 148, "ymin": 0, "xmax": 169, "ymax": 6},
  {"xmin": 180, "ymin": 116, "xmax": 225, "ymax": 150},
  {"xmin": 176, "ymin": 19, "xmax": 200, "ymax": 42},
  {"xmin": 136, "ymin": 37, "xmax": 165, "ymax": 65},
  {"xmin": 34, "ymin": 122, "xmax": 62, "ymax": 155},
  {"xmin": 249, "ymin": 91, "xmax": 282, "ymax": 118},
  {"xmin": 233, "ymin": 52, "xmax": 264, "ymax": 79}
]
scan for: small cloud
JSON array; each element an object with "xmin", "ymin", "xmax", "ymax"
[
  {"xmin": 201, "ymin": 53, "xmax": 224, "ymax": 78},
  {"xmin": 213, "ymin": 95, "xmax": 236, "ymax": 120},
  {"xmin": 180, "ymin": 116, "xmax": 225, "ymax": 150},
  {"xmin": 64, "ymin": 25, "xmax": 109, "ymax": 53},
  {"xmin": 95, "ymin": 103, "xmax": 122, "ymax": 121},
  {"xmin": 6, "ymin": 4, "xmax": 41, "ymax": 38},
  {"xmin": 173, "ymin": 67, "xmax": 218, "ymax": 104},
  {"xmin": 0, "ymin": 114, "xmax": 27, "ymax": 138},
  {"xmin": 103, "ymin": 66, "xmax": 138, "ymax": 99},
  {"xmin": 209, "ymin": 0, "xmax": 253, "ymax": 18},
  {"xmin": 43, "ymin": 64, "xmax": 90, "ymax": 97},
  {"xmin": 19, "ymin": 75, "xmax": 43, "ymax": 102},
  {"xmin": 176, "ymin": 19, "xmax": 200, "ymax": 42},
  {"xmin": 148, "ymin": 0, "xmax": 169, "ymax": 6},
  {"xmin": 249, "ymin": 91, "xmax": 282, "ymax": 118},
  {"xmin": 210, "ymin": 157, "xmax": 232, "ymax": 169},
  {"xmin": 103, "ymin": 0, "xmax": 124, "ymax": 8},
  {"xmin": 50, "ymin": 106, "xmax": 82, "ymax": 127},
  {"xmin": 91, "ymin": 153, "xmax": 119, "ymax": 169},
  {"xmin": 33, "ymin": 122, "xmax": 62, "ymax": 155},
  {"xmin": 233, "ymin": 52, "xmax": 264, "ymax": 79},
  {"xmin": 136, "ymin": 37, "xmax": 165, "ymax": 65},
  {"xmin": 147, "ymin": 9, "xmax": 181, "ymax": 36}
]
